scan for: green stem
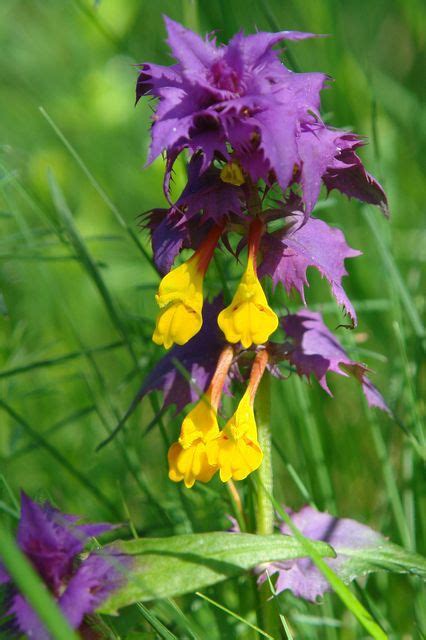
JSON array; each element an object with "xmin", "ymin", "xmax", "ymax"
[
  {"xmin": 255, "ymin": 372, "xmax": 281, "ymax": 638},
  {"xmin": 255, "ymin": 373, "xmax": 274, "ymax": 536}
]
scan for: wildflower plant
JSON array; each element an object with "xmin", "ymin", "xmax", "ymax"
[
  {"xmin": 1, "ymin": 9, "xmax": 425, "ymax": 640},
  {"xmin": 137, "ymin": 16, "xmax": 389, "ymax": 492}
]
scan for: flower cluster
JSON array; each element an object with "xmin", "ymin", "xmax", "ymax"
[
  {"xmin": 168, "ymin": 346, "xmax": 269, "ymax": 487},
  {"xmin": 136, "ymin": 17, "xmax": 389, "ymax": 488},
  {"xmin": 0, "ymin": 493, "xmax": 131, "ymax": 639}
]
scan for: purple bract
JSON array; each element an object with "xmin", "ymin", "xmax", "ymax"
[
  {"xmin": 273, "ymin": 310, "xmax": 389, "ymax": 412},
  {"xmin": 142, "ymin": 156, "xmax": 244, "ymax": 273},
  {"xmin": 260, "ymin": 214, "xmax": 361, "ymax": 325},
  {"xmin": 258, "ymin": 506, "xmax": 383, "ymax": 601},
  {"xmin": 136, "ymin": 297, "xmax": 226, "ymax": 413},
  {"xmin": 137, "ymin": 17, "xmax": 388, "ymax": 216},
  {"xmin": 0, "ymin": 492, "xmax": 131, "ymax": 639}
]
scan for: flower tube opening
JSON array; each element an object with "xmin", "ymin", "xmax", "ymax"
[
  {"xmin": 153, "ymin": 225, "xmax": 223, "ymax": 349},
  {"xmin": 218, "ymin": 219, "xmax": 278, "ymax": 348},
  {"xmin": 211, "ymin": 350, "xmax": 269, "ymax": 482},
  {"xmin": 168, "ymin": 345, "xmax": 234, "ymax": 488}
]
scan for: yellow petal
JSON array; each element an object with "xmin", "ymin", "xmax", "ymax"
[
  {"xmin": 156, "ymin": 256, "xmax": 204, "ymax": 310},
  {"xmin": 168, "ymin": 442, "xmax": 184, "ymax": 482},
  {"xmin": 168, "ymin": 441, "xmax": 217, "ymax": 487},
  {"xmin": 229, "ymin": 389, "xmax": 257, "ymax": 441},
  {"xmin": 216, "ymin": 434, "xmax": 263, "ymax": 482},
  {"xmin": 218, "ymin": 259, "xmax": 278, "ymax": 348},
  {"xmin": 214, "ymin": 389, "xmax": 263, "ymax": 482},
  {"xmin": 153, "ymin": 255, "xmax": 204, "ymax": 348},
  {"xmin": 179, "ymin": 395, "xmax": 220, "ymax": 446},
  {"xmin": 167, "ymin": 394, "xmax": 220, "ymax": 488},
  {"xmin": 153, "ymin": 302, "xmax": 202, "ymax": 349}
]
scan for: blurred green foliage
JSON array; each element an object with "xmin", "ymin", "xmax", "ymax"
[{"xmin": 0, "ymin": 0, "xmax": 424, "ymax": 637}]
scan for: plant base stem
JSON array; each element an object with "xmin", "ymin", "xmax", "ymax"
[
  {"xmin": 255, "ymin": 373, "xmax": 274, "ymax": 536},
  {"xmin": 254, "ymin": 373, "xmax": 281, "ymax": 637}
]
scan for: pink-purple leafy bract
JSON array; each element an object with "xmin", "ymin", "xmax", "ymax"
[
  {"xmin": 0, "ymin": 493, "xmax": 132, "ymax": 640},
  {"xmin": 277, "ymin": 310, "xmax": 390, "ymax": 412},
  {"xmin": 258, "ymin": 506, "xmax": 384, "ymax": 601},
  {"xmin": 137, "ymin": 17, "xmax": 388, "ymax": 216}
]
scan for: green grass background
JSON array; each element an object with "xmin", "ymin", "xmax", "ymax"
[{"xmin": 0, "ymin": 0, "xmax": 424, "ymax": 637}]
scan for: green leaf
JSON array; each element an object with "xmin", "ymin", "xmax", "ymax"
[
  {"xmin": 99, "ymin": 532, "xmax": 334, "ymax": 613},
  {"xmin": 335, "ymin": 542, "xmax": 426, "ymax": 582},
  {"xmin": 100, "ymin": 528, "xmax": 426, "ymax": 626}
]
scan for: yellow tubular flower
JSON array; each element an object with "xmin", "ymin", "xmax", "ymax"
[
  {"xmin": 153, "ymin": 255, "xmax": 203, "ymax": 349},
  {"xmin": 218, "ymin": 220, "xmax": 278, "ymax": 348},
  {"xmin": 168, "ymin": 391, "xmax": 219, "ymax": 489},
  {"xmin": 153, "ymin": 225, "xmax": 223, "ymax": 349},
  {"xmin": 211, "ymin": 389, "xmax": 263, "ymax": 482},
  {"xmin": 168, "ymin": 346, "xmax": 234, "ymax": 489}
]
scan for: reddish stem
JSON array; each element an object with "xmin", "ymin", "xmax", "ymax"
[
  {"xmin": 209, "ymin": 345, "xmax": 234, "ymax": 411},
  {"xmin": 247, "ymin": 217, "xmax": 264, "ymax": 272},
  {"xmin": 196, "ymin": 224, "xmax": 225, "ymax": 274},
  {"xmin": 247, "ymin": 349, "xmax": 269, "ymax": 405}
]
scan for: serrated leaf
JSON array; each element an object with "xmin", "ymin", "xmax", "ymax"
[{"xmin": 99, "ymin": 532, "xmax": 334, "ymax": 613}]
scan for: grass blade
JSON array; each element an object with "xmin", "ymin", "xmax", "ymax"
[
  {"xmin": 136, "ymin": 602, "xmax": 178, "ymax": 640},
  {"xmin": 0, "ymin": 400, "xmax": 120, "ymax": 519},
  {"xmin": 0, "ymin": 341, "xmax": 124, "ymax": 380},
  {"xmin": 48, "ymin": 170, "xmax": 138, "ymax": 365},
  {"xmin": 39, "ymin": 107, "xmax": 157, "ymax": 274},
  {"xmin": 196, "ymin": 591, "xmax": 274, "ymax": 640},
  {"xmin": 362, "ymin": 208, "xmax": 424, "ymax": 339}
]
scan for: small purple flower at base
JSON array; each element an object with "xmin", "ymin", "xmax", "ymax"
[
  {"xmin": 58, "ymin": 551, "xmax": 130, "ymax": 629},
  {"xmin": 0, "ymin": 492, "xmax": 131, "ymax": 640},
  {"xmin": 257, "ymin": 506, "xmax": 383, "ymax": 602},
  {"xmin": 15, "ymin": 492, "xmax": 112, "ymax": 592}
]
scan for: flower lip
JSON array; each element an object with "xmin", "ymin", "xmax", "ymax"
[
  {"xmin": 218, "ymin": 218, "xmax": 278, "ymax": 348},
  {"xmin": 214, "ymin": 388, "xmax": 263, "ymax": 482},
  {"xmin": 210, "ymin": 349, "xmax": 269, "ymax": 483},
  {"xmin": 168, "ymin": 345, "xmax": 234, "ymax": 488},
  {"xmin": 152, "ymin": 224, "xmax": 224, "ymax": 349}
]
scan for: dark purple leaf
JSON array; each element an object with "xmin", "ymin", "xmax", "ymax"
[
  {"xmin": 277, "ymin": 310, "xmax": 390, "ymax": 412},
  {"xmin": 260, "ymin": 216, "xmax": 360, "ymax": 325}
]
